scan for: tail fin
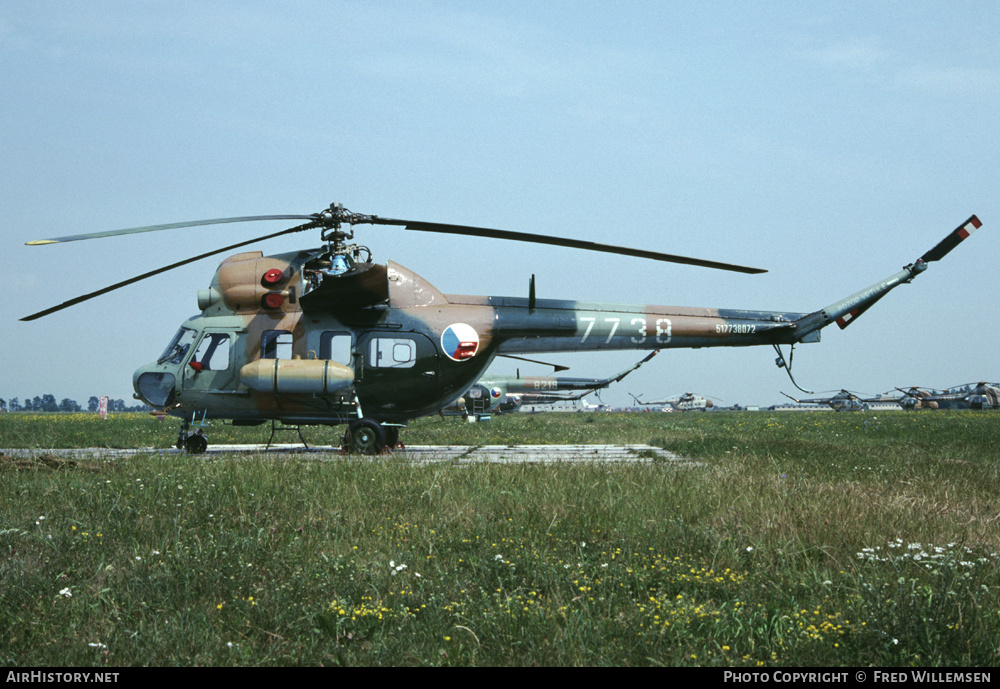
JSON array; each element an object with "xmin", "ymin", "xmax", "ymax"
[{"xmin": 794, "ymin": 215, "xmax": 982, "ymax": 339}]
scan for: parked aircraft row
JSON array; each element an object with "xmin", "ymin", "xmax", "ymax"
[
  {"xmin": 781, "ymin": 382, "xmax": 1000, "ymax": 411},
  {"xmin": 448, "ymin": 375, "xmax": 998, "ymax": 417}
]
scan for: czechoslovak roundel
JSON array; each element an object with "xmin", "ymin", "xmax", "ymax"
[{"xmin": 441, "ymin": 323, "xmax": 479, "ymax": 361}]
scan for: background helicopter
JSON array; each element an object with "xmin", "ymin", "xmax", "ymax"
[
  {"xmin": 899, "ymin": 382, "xmax": 1000, "ymax": 410},
  {"xmin": 780, "ymin": 389, "xmax": 896, "ymax": 412},
  {"xmin": 628, "ymin": 391, "xmax": 720, "ymax": 411},
  {"xmin": 449, "ymin": 351, "xmax": 658, "ymax": 419},
  {"xmin": 894, "ymin": 386, "xmax": 945, "ymax": 410},
  {"xmin": 22, "ymin": 205, "xmax": 981, "ymax": 453}
]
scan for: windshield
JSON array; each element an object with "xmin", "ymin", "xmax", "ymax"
[{"xmin": 158, "ymin": 327, "xmax": 197, "ymax": 365}]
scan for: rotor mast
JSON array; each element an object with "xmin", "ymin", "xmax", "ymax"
[{"xmin": 315, "ymin": 203, "xmax": 375, "ymax": 269}]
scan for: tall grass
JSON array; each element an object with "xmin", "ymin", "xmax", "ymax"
[{"xmin": 1, "ymin": 411, "xmax": 998, "ymax": 666}]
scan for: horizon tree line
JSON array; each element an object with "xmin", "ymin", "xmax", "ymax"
[{"xmin": 0, "ymin": 395, "xmax": 150, "ymax": 413}]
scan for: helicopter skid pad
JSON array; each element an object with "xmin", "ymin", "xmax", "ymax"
[{"xmin": 1, "ymin": 444, "xmax": 693, "ymax": 465}]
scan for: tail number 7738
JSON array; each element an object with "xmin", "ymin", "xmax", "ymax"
[{"xmin": 579, "ymin": 316, "xmax": 672, "ymax": 345}]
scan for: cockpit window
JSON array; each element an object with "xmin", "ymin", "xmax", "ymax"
[
  {"xmin": 192, "ymin": 333, "xmax": 231, "ymax": 370},
  {"xmin": 158, "ymin": 327, "xmax": 197, "ymax": 365}
]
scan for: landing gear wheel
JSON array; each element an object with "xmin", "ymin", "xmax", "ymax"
[
  {"xmin": 184, "ymin": 432, "xmax": 208, "ymax": 455},
  {"xmin": 384, "ymin": 426, "xmax": 400, "ymax": 449},
  {"xmin": 347, "ymin": 419, "xmax": 386, "ymax": 455}
]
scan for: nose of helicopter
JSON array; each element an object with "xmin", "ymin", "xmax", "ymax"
[{"xmin": 133, "ymin": 365, "xmax": 177, "ymax": 408}]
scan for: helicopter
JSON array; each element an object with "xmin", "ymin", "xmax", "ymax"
[
  {"xmin": 22, "ymin": 204, "xmax": 982, "ymax": 453},
  {"xmin": 953, "ymin": 382, "xmax": 1000, "ymax": 410},
  {"xmin": 449, "ymin": 351, "xmax": 658, "ymax": 419},
  {"xmin": 893, "ymin": 386, "xmax": 945, "ymax": 410},
  {"xmin": 899, "ymin": 382, "xmax": 1000, "ymax": 410},
  {"xmin": 780, "ymin": 389, "xmax": 895, "ymax": 412},
  {"xmin": 629, "ymin": 391, "xmax": 720, "ymax": 411}
]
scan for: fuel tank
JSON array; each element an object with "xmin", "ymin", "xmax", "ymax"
[{"xmin": 240, "ymin": 358, "xmax": 354, "ymax": 395}]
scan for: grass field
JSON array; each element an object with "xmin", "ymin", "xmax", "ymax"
[{"xmin": 2, "ymin": 410, "xmax": 999, "ymax": 666}]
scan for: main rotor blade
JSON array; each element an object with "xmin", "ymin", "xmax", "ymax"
[
  {"xmin": 370, "ymin": 217, "xmax": 767, "ymax": 274},
  {"xmin": 20, "ymin": 224, "xmax": 310, "ymax": 321},
  {"xmin": 26, "ymin": 215, "xmax": 316, "ymax": 246}
]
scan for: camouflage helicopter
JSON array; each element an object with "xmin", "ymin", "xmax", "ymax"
[
  {"xmin": 629, "ymin": 391, "xmax": 720, "ymax": 411},
  {"xmin": 900, "ymin": 382, "xmax": 1000, "ymax": 410},
  {"xmin": 22, "ymin": 205, "xmax": 982, "ymax": 453},
  {"xmin": 954, "ymin": 382, "xmax": 1000, "ymax": 410},
  {"xmin": 894, "ymin": 386, "xmax": 944, "ymax": 410},
  {"xmin": 449, "ymin": 351, "xmax": 658, "ymax": 419},
  {"xmin": 781, "ymin": 389, "xmax": 889, "ymax": 412}
]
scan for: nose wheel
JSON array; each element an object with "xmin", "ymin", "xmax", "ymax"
[
  {"xmin": 185, "ymin": 432, "xmax": 208, "ymax": 454},
  {"xmin": 176, "ymin": 428, "xmax": 208, "ymax": 454},
  {"xmin": 177, "ymin": 418, "xmax": 209, "ymax": 454}
]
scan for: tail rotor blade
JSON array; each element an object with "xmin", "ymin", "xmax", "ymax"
[{"xmin": 920, "ymin": 215, "xmax": 981, "ymax": 263}]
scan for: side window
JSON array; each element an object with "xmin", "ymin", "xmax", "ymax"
[
  {"xmin": 320, "ymin": 332, "xmax": 353, "ymax": 365},
  {"xmin": 367, "ymin": 338, "xmax": 416, "ymax": 369},
  {"xmin": 262, "ymin": 330, "xmax": 293, "ymax": 360},
  {"xmin": 193, "ymin": 333, "xmax": 231, "ymax": 370}
]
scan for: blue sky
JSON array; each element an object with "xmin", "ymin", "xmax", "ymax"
[{"xmin": 3, "ymin": 1, "xmax": 997, "ymax": 410}]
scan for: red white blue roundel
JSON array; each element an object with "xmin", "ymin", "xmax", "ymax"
[
  {"xmin": 490, "ymin": 387, "xmax": 503, "ymax": 400},
  {"xmin": 441, "ymin": 323, "xmax": 479, "ymax": 361}
]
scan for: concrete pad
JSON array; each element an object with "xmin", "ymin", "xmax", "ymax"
[{"xmin": 2, "ymin": 444, "xmax": 692, "ymax": 464}]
